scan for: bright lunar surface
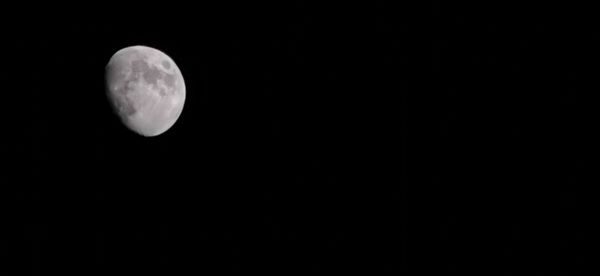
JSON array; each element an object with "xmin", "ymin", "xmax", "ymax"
[{"xmin": 105, "ymin": 45, "xmax": 186, "ymax": 137}]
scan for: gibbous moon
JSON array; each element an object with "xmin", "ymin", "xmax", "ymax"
[{"xmin": 105, "ymin": 45, "xmax": 186, "ymax": 137}]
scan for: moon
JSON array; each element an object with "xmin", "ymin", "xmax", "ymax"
[{"xmin": 105, "ymin": 45, "xmax": 186, "ymax": 137}]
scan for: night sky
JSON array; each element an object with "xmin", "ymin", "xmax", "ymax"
[{"xmin": 1, "ymin": 2, "xmax": 586, "ymax": 274}]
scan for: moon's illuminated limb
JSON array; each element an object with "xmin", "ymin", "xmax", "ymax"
[{"xmin": 105, "ymin": 45, "xmax": 186, "ymax": 137}]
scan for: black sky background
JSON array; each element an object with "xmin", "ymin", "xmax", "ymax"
[
  {"xmin": 0, "ymin": 2, "xmax": 588, "ymax": 274},
  {"xmin": 2, "ymin": 3, "xmax": 405, "ymax": 274}
]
